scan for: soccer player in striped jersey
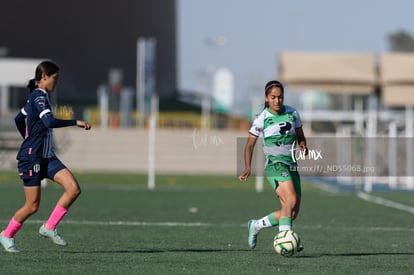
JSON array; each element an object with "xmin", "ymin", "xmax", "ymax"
[
  {"xmin": 238, "ymin": 80, "xmax": 307, "ymax": 250},
  {"xmin": 0, "ymin": 61, "xmax": 91, "ymax": 253}
]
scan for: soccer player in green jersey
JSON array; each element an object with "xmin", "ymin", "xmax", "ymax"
[{"xmin": 238, "ymin": 80, "xmax": 308, "ymax": 250}]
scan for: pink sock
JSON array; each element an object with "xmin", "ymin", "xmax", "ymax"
[
  {"xmin": 45, "ymin": 204, "xmax": 68, "ymax": 230},
  {"xmin": 3, "ymin": 217, "xmax": 23, "ymax": 238}
]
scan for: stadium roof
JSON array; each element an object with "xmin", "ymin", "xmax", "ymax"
[
  {"xmin": 278, "ymin": 52, "xmax": 377, "ymax": 95},
  {"xmin": 379, "ymin": 53, "xmax": 414, "ymax": 106}
]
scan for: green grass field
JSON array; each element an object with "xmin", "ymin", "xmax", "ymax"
[{"xmin": 0, "ymin": 171, "xmax": 413, "ymax": 274}]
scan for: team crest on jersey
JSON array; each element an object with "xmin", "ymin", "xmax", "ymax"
[
  {"xmin": 281, "ymin": 171, "xmax": 289, "ymax": 177},
  {"xmin": 288, "ymin": 113, "xmax": 297, "ymax": 122},
  {"xmin": 33, "ymin": 163, "xmax": 41, "ymax": 173}
]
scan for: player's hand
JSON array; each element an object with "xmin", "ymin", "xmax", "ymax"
[
  {"xmin": 77, "ymin": 120, "xmax": 92, "ymax": 130},
  {"xmin": 238, "ymin": 169, "xmax": 251, "ymax": 182},
  {"xmin": 299, "ymin": 143, "xmax": 308, "ymax": 156}
]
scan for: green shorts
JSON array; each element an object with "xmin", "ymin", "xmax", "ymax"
[{"xmin": 265, "ymin": 162, "xmax": 301, "ymax": 196}]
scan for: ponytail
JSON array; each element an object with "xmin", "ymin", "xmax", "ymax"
[{"xmin": 27, "ymin": 78, "xmax": 37, "ymax": 92}]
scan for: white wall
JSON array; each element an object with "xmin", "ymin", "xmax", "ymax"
[{"xmin": 54, "ymin": 128, "xmax": 245, "ymax": 175}]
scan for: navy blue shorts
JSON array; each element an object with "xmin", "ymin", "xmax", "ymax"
[{"xmin": 18, "ymin": 156, "xmax": 67, "ymax": 187}]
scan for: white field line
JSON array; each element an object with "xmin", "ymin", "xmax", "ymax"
[
  {"xmin": 1, "ymin": 219, "xmax": 412, "ymax": 232},
  {"xmin": 357, "ymin": 191, "xmax": 414, "ymax": 215},
  {"xmin": 313, "ymin": 182, "xmax": 340, "ymax": 194}
]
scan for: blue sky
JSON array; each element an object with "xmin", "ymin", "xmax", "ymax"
[{"xmin": 177, "ymin": 0, "xmax": 414, "ymax": 113}]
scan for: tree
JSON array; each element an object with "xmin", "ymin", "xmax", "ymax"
[{"xmin": 388, "ymin": 29, "xmax": 414, "ymax": 52}]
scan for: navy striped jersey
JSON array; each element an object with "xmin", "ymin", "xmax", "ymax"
[
  {"xmin": 15, "ymin": 88, "xmax": 76, "ymax": 159},
  {"xmin": 249, "ymin": 105, "xmax": 302, "ymax": 166}
]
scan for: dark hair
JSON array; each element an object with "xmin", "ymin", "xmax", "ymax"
[
  {"xmin": 264, "ymin": 80, "xmax": 284, "ymax": 108},
  {"xmin": 27, "ymin": 60, "xmax": 60, "ymax": 92}
]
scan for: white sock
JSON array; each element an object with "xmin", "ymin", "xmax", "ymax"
[
  {"xmin": 279, "ymin": 225, "xmax": 292, "ymax": 231},
  {"xmin": 254, "ymin": 216, "xmax": 272, "ymax": 231}
]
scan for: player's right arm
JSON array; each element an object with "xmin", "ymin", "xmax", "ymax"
[
  {"xmin": 14, "ymin": 107, "xmax": 27, "ymax": 138},
  {"xmin": 239, "ymin": 111, "xmax": 264, "ymax": 182},
  {"xmin": 238, "ymin": 133, "xmax": 258, "ymax": 182}
]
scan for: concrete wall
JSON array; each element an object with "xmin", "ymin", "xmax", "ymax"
[{"xmin": 51, "ymin": 128, "xmax": 246, "ymax": 175}]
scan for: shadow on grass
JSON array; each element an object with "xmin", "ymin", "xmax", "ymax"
[
  {"xmin": 298, "ymin": 252, "xmax": 414, "ymax": 258},
  {"xmin": 64, "ymin": 249, "xmax": 414, "ymax": 257},
  {"xmin": 65, "ymin": 248, "xmax": 250, "ymax": 254}
]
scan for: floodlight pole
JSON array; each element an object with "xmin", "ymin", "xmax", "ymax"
[
  {"xmin": 252, "ymin": 96, "xmax": 263, "ymax": 193},
  {"xmin": 406, "ymin": 105, "xmax": 413, "ymax": 188},
  {"xmin": 0, "ymin": 85, "xmax": 9, "ymax": 114},
  {"xmin": 148, "ymin": 94, "xmax": 159, "ymax": 190},
  {"xmin": 136, "ymin": 38, "xmax": 146, "ymax": 128},
  {"xmin": 364, "ymin": 94, "xmax": 378, "ymax": 193},
  {"xmin": 388, "ymin": 121, "xmax": 397, "ymax": 188}
]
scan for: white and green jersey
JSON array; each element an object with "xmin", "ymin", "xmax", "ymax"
[{"xmin": 249, "ymin": 105, "xmax": 302, "ymax": 167}]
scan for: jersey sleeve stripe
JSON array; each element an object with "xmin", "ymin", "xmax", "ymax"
[
  {"xmin": 248, "ymin": 131, "xmax": 259, "ymax": 137},
  {"xmin": 39, "ymin": 109, "xmax": 51, "ymax": 118}
]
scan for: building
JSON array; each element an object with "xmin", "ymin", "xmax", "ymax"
[{"xmin": 0, "ymin": 0, "xmax": 177, "ymax": 107}]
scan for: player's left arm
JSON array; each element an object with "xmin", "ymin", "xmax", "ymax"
[
  {"xmin": 294, "ymin": 110, "xmax": 308, "ymax": 155},
  {"xmin": 41, "ymin": 113, "xmax": 91, "ymax": 130},
  {"xmin": 295, "ymin": 127, "xmax": 308, "ymax": 156},
  {"xmin": 41, "ymin": 112, "xmax": 77, "ymax": 128},
  {"xmin": 34, "ymin": 94, "xmax": 91, "ymax": 130},
  {"xmin": 75, "ymin": 120, "xmax": 92, "ymax": 130}
]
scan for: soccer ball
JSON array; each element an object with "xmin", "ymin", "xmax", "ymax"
[{"xmin": 273, "ymin": 230, "xmax": 300, "ymax": 257}]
